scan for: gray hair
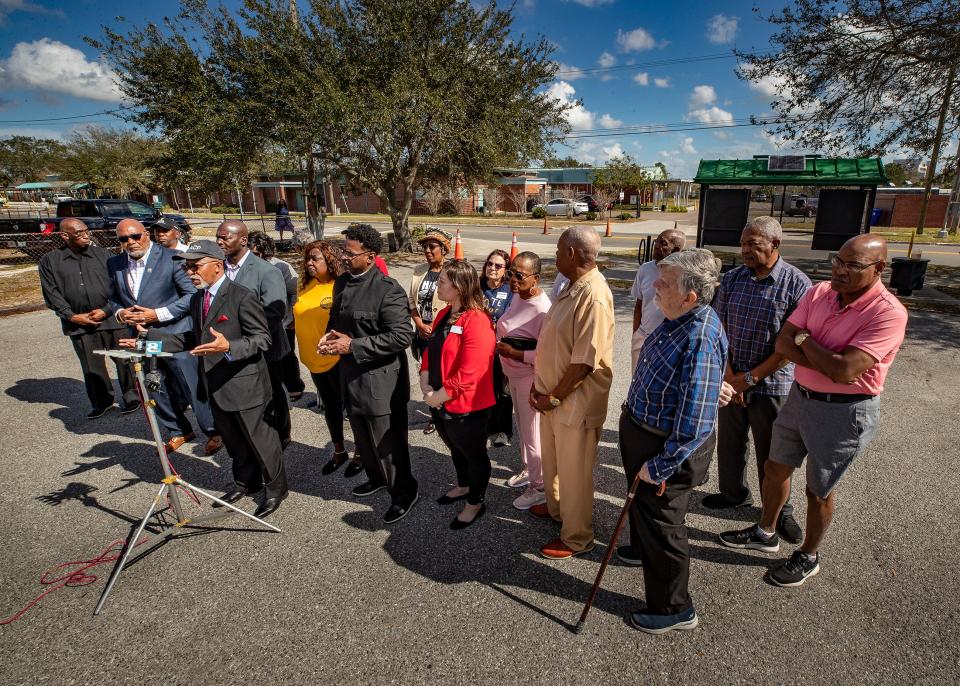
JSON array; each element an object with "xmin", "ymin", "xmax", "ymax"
[
  {"xmin": 560, "ymin": 225, "xmax": 601, "ymax": 262},
  {"xmin": 743, "ymin": 215, "xmax": 782, "ymax": 242},
  {"xmin": 659, "ymin": 248, "xmax": 720, "ymax": 304}
]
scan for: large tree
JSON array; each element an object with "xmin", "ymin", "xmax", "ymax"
[
  {"xmin": 738, "ymin": 0, "xmax": 960, "ymax": 233},
  {"xmin": 92, "ymin": 0, "xmax": 568, "ymax": 250},
  {"xmin": 59, "ymin": 127, "xmax": 155, "ymax": 197},
  {"xmin": 592, "ymin": 153, "xmax": 647, "ymax": 208},
  {"xmin": 0, "ymin": 136, "xmax": 66, "ymax": 186}
]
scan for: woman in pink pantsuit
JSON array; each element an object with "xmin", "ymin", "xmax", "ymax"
[{"xmin": 495, "ymin": 252, "xmax": 552, "ymax": 510}]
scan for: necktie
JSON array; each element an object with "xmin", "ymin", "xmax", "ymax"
[{"xmin": 202, "ymin": 290, "xmax": 212, "ymax": 320}]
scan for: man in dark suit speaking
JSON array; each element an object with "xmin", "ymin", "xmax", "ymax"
[{"xmin": 123, "ymin": 240, "xmax": 289, "ymax": 519}]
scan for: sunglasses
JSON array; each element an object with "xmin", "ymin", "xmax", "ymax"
[
  {"xmin": 485, "ymin": 261, "xmax": 506, "ymax": 270},
  {"xmin": 182, "ymin": 260, "xmax": 217, "ymax": 272},
  {"xmin": 118, "ymin": 233, "xmax": 145, "ymax": 243},
  {"xmin": 507, "ymin": 269, "xmax": 538, "ymax": 280}
]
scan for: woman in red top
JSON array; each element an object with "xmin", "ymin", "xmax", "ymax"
[{"xmin": 420, "ymin": 260, "xmax": 496, "ymax": 529}]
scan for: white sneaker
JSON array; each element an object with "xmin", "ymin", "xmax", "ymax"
[
  {"xmin": 506, "ymin": 470, "xmax": 529, "ymax": 489},
  {"xmin": 513, "ymin": 486, "xmax": 546, "ymax": 510}
]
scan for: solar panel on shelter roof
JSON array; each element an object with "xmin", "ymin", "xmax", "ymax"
[{"xmin": 767, "ymin": 155, "xmax": 806, "ymax": 172}]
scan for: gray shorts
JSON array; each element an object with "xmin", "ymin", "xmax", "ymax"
[{"xmin": 769, "ymin": 383, "xmax": 881, "ymax": 498}]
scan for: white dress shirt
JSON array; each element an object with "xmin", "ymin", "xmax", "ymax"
[{"xmin": 120, "ymin": 243, "xmax": 173, "ymax": 323}]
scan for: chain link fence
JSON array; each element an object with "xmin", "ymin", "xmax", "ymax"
[{"xmin": 0, "ymin": 231, "xmax": 125, "ymax": 266}]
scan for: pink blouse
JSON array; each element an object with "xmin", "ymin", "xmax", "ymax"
[{"xmin": 495, "ymin": 291, "xmax": 552, "ymax": 375}]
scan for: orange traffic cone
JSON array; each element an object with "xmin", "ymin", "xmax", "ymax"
[
  {"xmin": 509, "ymin": 232, "xmax": 519, "ymax": 261},
  {"xmin": 542, "ymin": 214, "xmax": 549, "ymax": 234},
  {"xmin": 604, "ymin": 215, "xmax": 613, "ymax": 238},
  {"xmin": 454, "ymin": 228, "xmax": 464, "ymax": 260}
]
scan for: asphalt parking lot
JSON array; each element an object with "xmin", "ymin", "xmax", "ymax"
[{"xmin": 1, "ymin": 262, "xmax": 958, "ymax": 685}]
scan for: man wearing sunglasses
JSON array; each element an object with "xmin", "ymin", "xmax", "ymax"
[
  {"xmin": 106, "ymin": 218, "xmax": 199, "ymax": 453},
  {"xmin": 720, "ymin": 235, "xmax": 908, "ymax": 588}
]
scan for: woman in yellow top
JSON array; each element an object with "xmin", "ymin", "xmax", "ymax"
[{"xmin": 294, "ymin": 240, "xmax": 359, "ymax": 477}]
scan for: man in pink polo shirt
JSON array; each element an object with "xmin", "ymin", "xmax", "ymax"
[{"xmin": 719, "ymin": 234, "xmax": 908, "ymax": 587}]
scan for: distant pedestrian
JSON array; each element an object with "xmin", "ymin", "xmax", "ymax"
[
  {"xmin": 481, "ymin": 248, "xmax": 514, "ymax": 449},
  {"xmin": 720, "ymin": 235, "xmax": 908, "ymax": 588},
  {"xmin": 275, "ymin": 198, "xmax": 294, "ymax": 241},
  {"xmin": 630, "ymin": 228, "xmax": 685, "ymax": 371}
]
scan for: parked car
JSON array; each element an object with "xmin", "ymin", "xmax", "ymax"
[
  {"xmin": 0, "ymin": 198, "xmax": 192, "ymax": 259},
  {"xmin": 577, "ymin": 194, "xmax": 612, "ymax": 213},
  {"xmin": 51, "ymin": 194, "xmax": 74, "ymax": 203},
  {"xmin": 533, "ymin": 198, "xmax": 589, "ymax": 216},
  {"xmin": 785, "ymin": 195, "xmax": 818, "ymax": 217}
]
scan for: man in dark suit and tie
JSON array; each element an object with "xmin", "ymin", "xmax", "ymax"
[
  {"xmin": 215, "ymin": 220, "xmax": 292, "ymax": 447},
  {"xmin": 318, "ymin": 223, "xmax": 418, "ymax": 524},
  {"xmin": 106, "ymin": 218, "xmax": 203, "ymax": 453},
  {"xmin": 124, "ymin": 240, "xmax": 288, "ymax": 518}
]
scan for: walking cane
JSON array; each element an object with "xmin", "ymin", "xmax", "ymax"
[{"xmin": 573, "ymin": 472, "xmax": 666, "ymax": 634}]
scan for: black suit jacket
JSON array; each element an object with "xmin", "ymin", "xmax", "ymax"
[
  {"xmin": 151, "ymin": 278, "xmax": 273, "ymax": 412},
  {"xmin": 328, "ymin": 267, "xmax": 414, "ymax": 417}
]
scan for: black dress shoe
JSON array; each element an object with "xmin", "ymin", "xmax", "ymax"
[
  {"xmin": 352, "ymin": 480, "xmax": 387, "ymax": 497},
  {"xmin": 450, "ymin": 503, "xmax": 485, "ymax": 530},
  {"xmin": 436, "ymin": 491, "xmax": 468, "ymax": 505},
  {"xmin": 321, "ymin": 450, "xmax": 350, "ymax": 476},
  {"xmin": 384, "ymin": 493, "xmax": 419, "ymax": 524},
  {"xmin": 87, "ymin": 405, "xmax": 112, "ymax": 420},
  {"xmin": 212, "ymin": 488, "xmax": 247, "ymax": 508},
  {"xmin": 119, "ymin": 401, "xmax": 141, "ymax": 415},
  {"xmin": 254, "ymin": 495, "xmax": 286, "ymax": 519},
  {"xmin": 701, "ymin": 492, "xmax": 753, "ymax": 510},
  {"xmin": 344, "ymin": 461, "xmax": 365, "ymax": 479}
]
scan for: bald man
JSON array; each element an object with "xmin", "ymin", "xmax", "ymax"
[
  {"xmin": 215, "ymin": 220, "xmax": 291, "ymax": 445},
  {"xmin": 106, "ymin": 218, "xmax": 199, "ymax": 451},
  {"xmin": 530, "ymin": 227, "xmax": 615, "ymax": 559},
  {"xmin": 720, "ymin": 235, "xmax": 908, "ymax": 588},
  {"xmin": 38, "ymin": 218, "xmax": 138, "ymax": 418},
  {"xmin": 630, "ymin": 228, "xmax": 686, "ymax": 370}
]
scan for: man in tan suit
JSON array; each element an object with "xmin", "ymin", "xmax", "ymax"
[{"xmin": 529, "ymin": 227, "xmax": 615, "ymax": 559}]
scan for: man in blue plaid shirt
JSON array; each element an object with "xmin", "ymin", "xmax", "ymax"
[
  {"xmin": 703, "ymin": 217, "xmax": 811, "ymax": 545},
  {"xmin": 617, "ymin": 248, "xmax": 729, "ymax": 634}
]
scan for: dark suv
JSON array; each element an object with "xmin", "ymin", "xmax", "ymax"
[
  {"xmin": 577, "ymin": 195, "xmax": 611, "ymax": 213},
  {"xmin": 55, "ymin": 199, "xmax": 191, "ymax": 239}
]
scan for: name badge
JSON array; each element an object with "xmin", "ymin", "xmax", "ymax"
[
  {"xmin": 495, "ymin": 291, "xmax": 508, "ymax": 300},
  {"xmin": 450, "ymin": 325, "xmax": 464, "ymax": 334}
]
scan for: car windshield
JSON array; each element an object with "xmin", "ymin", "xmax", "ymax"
[{"xmin": 102, "ymin": 201, "xmax": 155, "ymax": 218}]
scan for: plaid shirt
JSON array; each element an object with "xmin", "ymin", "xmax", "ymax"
[
  {"xmin": 712, "ymin": 259, "xmax": 811, "ymax": 397},
  {"xmin": 626, "ymin": 305, "xmax": 728, "ymax": 482}
]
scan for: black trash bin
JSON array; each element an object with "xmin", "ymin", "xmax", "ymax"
[{"xmin": 889, "ymin": 257, "xmax": 929, "ymax": 296}]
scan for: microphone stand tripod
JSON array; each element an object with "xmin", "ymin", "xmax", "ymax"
[{"xmin": 91, "ymin": 349, "xmax": 280, "ymax": 615}]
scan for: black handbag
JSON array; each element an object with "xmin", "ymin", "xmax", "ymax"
[{"xmin": 500, "ymin": 336, "xmax": 537, "ymax": 351}]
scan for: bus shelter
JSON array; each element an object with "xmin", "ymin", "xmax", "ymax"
[{"xmin": 693, "ymin": 155, "xmax": 887, "ymax": 251}]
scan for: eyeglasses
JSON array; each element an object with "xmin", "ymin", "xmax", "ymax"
[
  {"xmin": 341, "ymin": 249, "xmax": 372, "ymax": 260},
  {"xmin": 182, "ymin": 260, "xmax": 217, "ymax": 273},
  {"xmin": 485, "ymin": 261, "xmax": 506, "ymax": 270},
  {"xmin": 506, "ymin": 269, "xmax": 538, "ymax": 280},
  {"xmin": 118, "ymin": 233, "xmax": 145, "ymax": 243},
  {"xmin": 831, "ymin": 255, "xmax": 881, "ymax": 272}
]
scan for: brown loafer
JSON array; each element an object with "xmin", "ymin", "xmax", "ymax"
[
  {"xmin": 539, "ymin": 537, "xmax": 594, "ymax": 560},
  {"xmin": 164, "ymin": 432, "xmax": 196, "ymax": 454},
  {"xmin": 204, "ymin": 435, "xmax": 224, "ymax": 456}
]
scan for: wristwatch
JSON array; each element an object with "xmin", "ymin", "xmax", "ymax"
[
  {"xmin": 548, "ymin": 394, "xmax": 562, "ymax": 407},
  {"xmin": 744, "ymin": 371, "xmax": 757, "ymax": 387},
  {"xmin": 794, "ymin": 331, "xmax": 810, "ymax": 347}
]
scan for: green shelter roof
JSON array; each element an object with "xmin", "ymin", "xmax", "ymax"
[
  {"xmin": 16, "ymin": 182, "xmax": 52, "ymax": 190},
  {"xmin": 694, "ymin": 155, "xmax": 887, "ymax": 186}
]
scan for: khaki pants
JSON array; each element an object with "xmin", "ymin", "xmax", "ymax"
[{"xmin": 540, "ymin": 411, "xmax": 600, "ymax": 552}]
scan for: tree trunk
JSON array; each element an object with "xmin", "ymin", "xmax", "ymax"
[
  {"xmin": 306, "ymin": 152, "xmax": 321, "ymax": 240},
  {"xmin": 917, "ymin": 65, "xmax": 956, "ymax": 235},
  {"xmin": 383, "ymin": 183, "xmax": 414, "ymax": 252}
]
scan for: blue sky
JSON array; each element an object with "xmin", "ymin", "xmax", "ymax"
[{"xmin": 0, "ymin": 0, "xmax": 793, "ymax": 177}]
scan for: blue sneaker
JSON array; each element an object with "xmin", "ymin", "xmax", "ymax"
[{"xmin": 628, "ymin": 606, "xmax": 698, "ymax": 634}]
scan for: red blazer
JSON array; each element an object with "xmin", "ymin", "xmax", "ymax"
[{"xmin": 420, "ymin": 307, "xmax": 495, "ymax": 414}]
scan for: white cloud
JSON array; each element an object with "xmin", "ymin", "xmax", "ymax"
[
  {"xmin": 617, "ymin": 27, "xmax": 658, "ymax": 53},
  {"xmin": 556, "ymin": 63, "xmax": 585, "ymax": 80},
  {"xmin": 599, "ymin": 114, "xmax": 623, "ymax": 128},
  {"xmin": 749, "ymin": 73, "xmax": 786, "ymax": 98},
  {"xmin": 1, "ymin": 38, "xmax": 124, "ymax": 103},
  {"xmin": 706, "ymin": 14, "xmax": 739, "ymax": 44},
  {"xmin": 633, "ymin": 72, "xmax": 649, "ymax": 86},
  {"xmin": 689, "ymin": 105, "xmax": 735, "ymax": 125},
  {"xmin": 653, "ymin": 77, "xmax": 671, "ymax": 88},
  {"xmin": 0, "ymin": 0, "xmax": 63, "ymax": 24},
  {"xmin": 597, "ymin": 51, "xmax": 616, "ymax": 68},
  {"xmin": 546, "ymin": 81, "xmax": 594, "ymax": 130},
  {"xmin": 681, "ymin": 136, "xmax": 697, "ymax": 154},
  {"xmin": 602, "ymin": 142, "xmax": 624, "ymax": 159},
  {"xmin": 689, "ymin": 85, "xmax": 717, "ymax": 107},
  {"xmin": 563, "ymin": 0, "xmax": 614, "ymax": 5},
  {"xmin": 564, "ymin": 139, "xmax": 626, "ymax": 165}
]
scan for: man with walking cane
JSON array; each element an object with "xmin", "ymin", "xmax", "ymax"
[{"xmin": 610, "ymin": 249, "xmax": 728, "ymax": 634}]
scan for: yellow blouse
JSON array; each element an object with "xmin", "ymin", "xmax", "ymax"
[{"xmin": 293, "ymin": 279, "xmax": 339, "ymax": 374}]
